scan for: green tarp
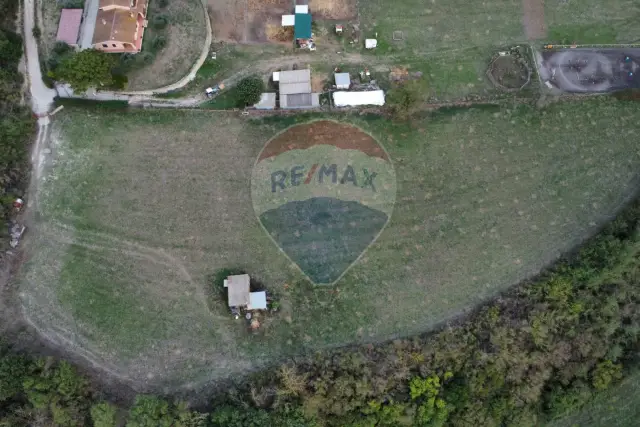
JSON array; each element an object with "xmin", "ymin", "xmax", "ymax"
[{"xmin": 294, "ymin": 13, "xmax": 312, "ymax": 39}]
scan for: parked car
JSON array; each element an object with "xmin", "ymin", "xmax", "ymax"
[{"xmin": 205, "ymin": 84, "xmax": 225, "ymax": 98}]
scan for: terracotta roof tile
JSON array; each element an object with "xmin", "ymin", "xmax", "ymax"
[{"xmin": 56, "ymin": 9, "xmax": 83, "ymax": 45}]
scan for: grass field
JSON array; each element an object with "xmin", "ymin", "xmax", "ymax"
[
  {"xmin": 547, "ymin": 370, "xmax": 640, "ymax": 427},
  {"xmin": 359, "ymin": 0, "xmax": 525, "ymax": 54},
  {"xmin": 19, "ymin": 98, "xmax": 640, "ymax": 388},
  {"xmin": 545, "ymin": 0, "xmax": 640, "ymax": 44}
]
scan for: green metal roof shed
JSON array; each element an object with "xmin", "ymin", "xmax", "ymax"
[{"xmin": 294, "ymin": 13, "xmax": 312, "ymax": 39}]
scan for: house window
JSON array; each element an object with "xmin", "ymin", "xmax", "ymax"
[
  {"xmin": 112, "ymin": 44, "xmax": 117, "ymax": 47},
  {"xmin": 102, "ymin": 43, "xmax": 108, "ymax": 48}
]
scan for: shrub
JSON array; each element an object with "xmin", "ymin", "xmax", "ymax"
[
  {"xmin": 153, "ymin": 14, "xmax": 169, "ymax": 30},
  {"xmin": 236, "ymin": 76, "xmax": 264, "ymax": 106},
  {"xmin": 140, "ymin": 51, "xmax": 155, "ymax": 65},
  {"xmin": 126, "ymin": 395, "xmax": 174, "ymax": 427},
  {"xmin": 53, "ymin": 41, "xmax": 72, "ymax": 56},
  {"xmin": 91, "ymin": 402, "xmax": 118, "ymax": 427},
  {"xmin": 32, "ymin": 26, "xmax": 41, "ymax": 38},
  {"xmin": 386, "ymin": 80, "xmax": 427, "ymax": 120},
  {"xmin": 0, "ymin": 351, "xmax": 28, "ymax": 401},
  {"xmin": 157, "ymin": 0, "xmax": 169, "ymax": 7},
  {"xmin": 591, "ymin": 360, "xmax": 623, "ymax": 391},
  {"xmin": 152, "ymin": 35, "xmax": 167, "ymax": 50}
]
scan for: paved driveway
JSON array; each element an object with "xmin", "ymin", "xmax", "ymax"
[{"xmin": 78, "ymin": 0, "xmax": 98, "ymax": 49}]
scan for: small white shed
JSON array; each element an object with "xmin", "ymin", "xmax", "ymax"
[
  {"xmin": 295, "ymin": 5, "xmax": 309, "ymax": 14},
  {"xmin": 281, "ymin": 14, "xmax": 295, "ymax": 26},
  {"xmin": 334, "ymin": 72, "xmax": 350, "ymax": 89},
  {"xmin": 247, "ymin": 291, "xmax": 267, "ymax": 310},
  {"xmin": 224, "ymin": 274, "xmax": 251, "ymax": 307},
  {"xmin": 365, "ymin": 39, "xmax": 377, "ymax": 49},
  {"xmin": 333, "ymin": 90, "xmax": 385, "ymax": 107}
]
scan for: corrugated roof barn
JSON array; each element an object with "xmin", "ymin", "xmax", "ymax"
[{"xmin": 278, "ymin": 69, "xmax": 312, "ymax": 95}]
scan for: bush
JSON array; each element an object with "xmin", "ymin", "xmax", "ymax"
[
  {"xmin": 157, "ymin": 0, "xmax": 169, "ymax": 7},
  {"xmin": 53, "ymin": 41, "xmax": 72, "ymax": 56},
  {"xmin": 236, "ymin": 76, "xmax": 264, "ymax": 106},
  {"xmin": 91, "ymin": 402, "xmax": 118, "ymax": 427},
  {"xmin": 60, "ymin": 0, "xmax": 84, "ymax": 7},
  {"xmin": 153, "ymin": 14, "xmax": 170, "ymax": 30},
  {"xmin": 0, "ymin": 351, "xmax": 28, "ymax": 401},
  {"xmin": 126, "ymin": 395, "xmax": 174, "ymax": 427},
  {"xmin": 32, "ymin": 26, "xmax": 41, "ymax": 38},
  {"xmin": 152, "ymin": 35, "xmax": 167, "ymax": 50},
  {"xmin": 386, "ymin": 80, "xmax": 427, "ymax": 120},
  {"xmin": 140, "ymin": 51, "xmax": 155, "ymax": 65}
]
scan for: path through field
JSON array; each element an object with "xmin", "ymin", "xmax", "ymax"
[{"xmin": 522, "ymin": 0, "xmax": 547, "ymax": 40}]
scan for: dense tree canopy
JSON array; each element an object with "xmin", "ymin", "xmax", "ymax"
[
  {"xmin": 51, "ymin": 49, "xmax": 117, "ymax": 92},
  {"xmin": 236, "ymin": 76, "xmax": 264, "ymax": 106},
  {"xmin": 0, "ymin": 24, "xmax": 35, "ymax": 239}
]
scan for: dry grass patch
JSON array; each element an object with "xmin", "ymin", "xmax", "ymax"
[
  {"xmin": 309, "ymin": 0, "xmax": 358, "ymax": 20},
  {"xmin": 127, "ymin": 0, "xmax": 207, "ymax": 90}
]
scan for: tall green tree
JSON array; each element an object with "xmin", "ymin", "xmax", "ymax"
[
  {"xmin": 236, "ymin": 76, "xmax": 264, "ymax": 107},
  {"xmin": 52, "ymin": 49, "xmax": 117, "ymax": 92}
]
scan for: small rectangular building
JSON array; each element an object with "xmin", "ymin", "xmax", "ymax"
[
  {"xmin": 247, "ymin": 291, "xmax": 267, "ymax": 310},
  {"xmin": 253, "ymin": 92, "xmax": 276, "ymax": 110},
  {"xmin": 335, "ymin": 72, "xmax": 350, "ymax": 89},
  {"xmin": 333, "ymin": 90, "xmax": 385, "ymax": 107},
  {"xmin": 281, "ymin": 93, "xmax": 320, "ymax": 109},
  {"xmin": 224, "ymin": 274, "xmax": 250, "ymax": 307},
  {"xmin": 278, "ymin": 69, "xmax": 312, "ymax": 95},
  {"xmin": 295, "ymin": 5, "xmax": 309, "ymax": 14},
  {"xmin": 281, "ymin": 14, "xmax": 295, "ymax": 26},
  {"xmin": 56, "ymin": 9, "xmax": 83, "ymax": 46}
]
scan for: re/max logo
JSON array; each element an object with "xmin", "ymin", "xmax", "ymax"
[{"xmin": 270, "ymin": 164, "xmax": 377, "ymax": 193}]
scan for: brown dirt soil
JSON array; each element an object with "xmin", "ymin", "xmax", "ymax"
[
  {"xmin": 259, "ymin": 121, "xmax": 388, "ymax": 161},
  {"xmin": 309, "ymin": 0, "xmax": 358, "ymax": 20},
  {"xmin": 210, "ymin": 0, "xmax": 292, "ymax": 43},
  {"xmin": 489, "ymin": 55, "xmax": 529, "ymax": 89},
  {"xmin": 311, "ymin": 72, "xmax": 328, "ymax": 92},
  {"xmin": 522, "ymin": 0, "xmax": 546, "ymax": 40}
]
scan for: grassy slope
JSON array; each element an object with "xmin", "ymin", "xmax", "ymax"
[
  {"xmin": 126, "ymin": 0, "xmax": 207, "ymax": 90},
  {"xmin": 547, "ymin": 370, "xmax": 640, "ymax": 427},
  {"xmin": 20, "ymin": 98, "xmax": 640, "ymax": 387}
]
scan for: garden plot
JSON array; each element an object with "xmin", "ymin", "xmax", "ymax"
[{"xmin": 19, "ymin": 99, "xmax": 640, "ymax": 389}]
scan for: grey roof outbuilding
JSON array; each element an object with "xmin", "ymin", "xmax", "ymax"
[
  {"xmin": 224, "ymin": 274, "xmax": 250, "ymax": 307},
  {"xmin": 279, "ymin": 69, "xmax": 312, "ymax": 95},
  {"xmin": 335, "ymin": 72, "xmax": 350, "ymax": 89}
]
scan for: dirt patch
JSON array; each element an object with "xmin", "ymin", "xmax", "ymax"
[
  {"xmin": 522, "ymin": 0, "xmax": 546, "ymax": 40},
  {"xmin": 488, "ymin": 55, "xmax": 530, "ymax": 89},
  {"xmin": 210, "ymin": 0, "xmax": 292, "ymax": 43},
  {"xmin": 265, "ymin": 17, "xmax": 294, "ymax": 42},
  {"xmin": 309, "ymin": 0, "xmax": 358, "ymax": 20},
  {"xmin": 311, "ymin": 72, "xmax": 328, "ymax": 92}
]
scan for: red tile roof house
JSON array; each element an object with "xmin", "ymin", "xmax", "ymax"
[
  {"xmin": 92, "ymin": 0, "xmax": 148, "ymax": 53},
  {"xmin": 56, "ymin": 9, "xmax": 83, "ymax": 46}
]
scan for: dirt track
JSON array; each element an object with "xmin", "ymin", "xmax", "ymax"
[{"xmin": 522, "ymin": 0, "xmax": 546, "ymax": 40}]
